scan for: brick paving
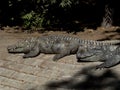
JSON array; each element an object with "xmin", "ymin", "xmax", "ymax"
[{"xmin": 0, "ymin": 31, "xmax": 120, "ymax": 90}]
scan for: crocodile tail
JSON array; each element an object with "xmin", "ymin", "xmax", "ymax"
[{"xmin": 100, "ymin": 40, "xmax": 120, "ymax": 45}]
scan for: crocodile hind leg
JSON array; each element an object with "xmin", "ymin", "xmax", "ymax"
[
  {"xmin": 96, "ymin": 55, "xmax": 120, "ymax": 69},
  {"xmin": 53, "ymin": 50, "xmax": 70, "ymax": 61},
  {"xmin": 52, "ymin": 41, "xmax": 79, "ymax": 61},
  {"xmin": 23, "ymin": 45, "xmax": 40, "ymax": 58}
]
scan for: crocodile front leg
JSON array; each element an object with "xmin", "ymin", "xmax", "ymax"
[
  {"xmin": 96, "ymin": 55, "xmax": 120, "ymax": 69},
  {"xmin": 23, "ymin": 44, "xmax": 40, "ymax": 58}
]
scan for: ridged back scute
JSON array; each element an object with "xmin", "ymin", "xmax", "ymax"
[{"xmin": 37, "ymin": 34, "xmax": 120, "ymax": 46}]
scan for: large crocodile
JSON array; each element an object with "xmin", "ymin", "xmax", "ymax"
[
  {"xmin": 76, "ymin": 44, "xmax": 120, "ymax": 69},
  {"xmin": 7, "ymin": 34, "xmax": 120, "ymax": 61}
]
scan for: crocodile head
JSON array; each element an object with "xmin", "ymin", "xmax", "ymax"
[
  {"xmin": 7, "ymin": 38, "xmax": 35, "ymax": 53},
  {"xmin": 76, "ymin": 45, "xmax": 104, "ymax": 62}
]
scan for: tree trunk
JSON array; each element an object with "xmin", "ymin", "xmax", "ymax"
[{"xmin": 101, "ymin": 4, "xmax": 113, "ymax": 28}]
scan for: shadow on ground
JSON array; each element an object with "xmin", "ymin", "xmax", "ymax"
[{"xmin": 43, "ymin": 66, "xmax": 120, "ymax": 90}]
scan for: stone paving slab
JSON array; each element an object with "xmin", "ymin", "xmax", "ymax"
[{"xmin": 0, "ymin": 31, "xmax": 120, "ymax": 90}]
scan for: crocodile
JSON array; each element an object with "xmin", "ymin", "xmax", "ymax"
[
  {"xmin": 7, "ymin": 34, "xmax": 120, "ymax": 61},
  {"xmin": 76, "ymin": 44, "xmax": 120, "ymax": 69}
]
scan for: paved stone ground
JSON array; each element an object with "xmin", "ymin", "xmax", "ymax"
[{"xmin": 0, "ymin": 30, "xmax": 120, "ymax": 90}]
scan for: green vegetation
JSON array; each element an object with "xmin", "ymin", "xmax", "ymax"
[{"xmin": 0, "ymin": 0, "xmax": 118, "ymax": 31}]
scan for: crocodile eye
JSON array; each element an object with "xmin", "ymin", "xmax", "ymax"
[
  {"xmin": 80, "ymin": 49, "xmax": 85, "ymax": 53},
  {"xmin": 12, "ymin": 47, "xmax": 16, "ymax": 50}
]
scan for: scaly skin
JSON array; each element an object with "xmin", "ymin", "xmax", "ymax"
[
  {"xmin": 7, "ymin": 34, "xmax": 120, "ymax": 61},
  {"xmin": 76, "ymin": 44, "xmax": 120, "ymax": 69}
]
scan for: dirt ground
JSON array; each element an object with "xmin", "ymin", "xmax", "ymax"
[{"xmin": 0, "ymin": 26, "xmax": 120, "ymax": 90}]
